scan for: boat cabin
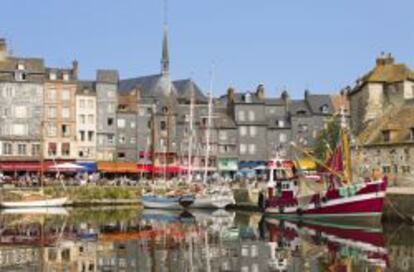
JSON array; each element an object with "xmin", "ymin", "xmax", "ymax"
[{"xmin": 266, "ymin": 159, "xmax": 298, "ymax": 199}]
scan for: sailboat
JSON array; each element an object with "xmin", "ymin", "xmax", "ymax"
[
  {"xmin": 190, "ymin": 67, "xmax": 235, "ymax": 209},
  {"xmin": 263, "ymin": 108, "xmax": 388, "ymax": 226}
]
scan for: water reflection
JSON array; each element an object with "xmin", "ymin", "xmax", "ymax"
[{"xmin": 0, "ymin": 207, "xmax": 410, "ymax": 271}]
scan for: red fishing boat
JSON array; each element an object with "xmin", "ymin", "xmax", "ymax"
[{"xmin": 263, "ymin": 111, "xmax": 388, "ymax": 226}]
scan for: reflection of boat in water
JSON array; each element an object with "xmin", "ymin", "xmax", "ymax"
[
  {"xmin": 141, "ymin": 209, "xmax": 195, "ymax": 224},
  {"xmin": 0, "ymin": 207, "xmax": 69, "ymax": 216},
  {"xmin": 191, "ymin": 187, "xmax": 235, "ymax": 209},
  {"xmin": 141, "ymin": 194, "xmax": 195, "ymax": 209},
  {"xmin": 265, "ymin": 217, "xmax": 388, "ymax": 270}
]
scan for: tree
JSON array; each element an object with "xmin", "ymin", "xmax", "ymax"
[{"xmin": 313, "ymin": 118, "xmax": 341, "ymax": 162}]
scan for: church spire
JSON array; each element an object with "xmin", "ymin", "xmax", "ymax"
[
  {"xmin": 161, "ymin": 24, "xmax": 169, "ymax": 75},
  {"xmin": 161, "ymin": 0, "xmax": 169, "ymax": 75}
]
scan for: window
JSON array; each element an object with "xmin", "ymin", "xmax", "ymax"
[
  {"xmin": 62, "ymin": 107, "xmax": 70, "ymax": 119},
  {"xmin": 15, "ymin": 71, "xmax": 26, "ymax": 81},
  {"xmin": 298, "ymin": 124, "xmax": 308, "ymax": 132},
  {"xmin": 13, "ymin": 124, "xmax": 27, "ymax": 136},
  {"xmin": 3, "ymin": 86, "xmax": 14, "ymax": 97},
  {"xmin": 87, "ymin": 114, "xmax": 94, "ymax": 124},
  {"xmin": 87, "ymin": 99, "xmax": 94, "ymax": 109},
  {"xmin": 62, "ymin": 89, "xmax": 70, "ymax": 100},
  {"xmin": 279, "ymin": 133, "xmax": 287, "ymax": 143},
  {"xmin": 88, "ymin": 131, "xmax": 94, "ymax": 142},
  {"xmin": 61, "ymin": 143, "xmax": 70, "ymax": 156},
  {"xmin": 239, "ymin": 126, "xmax": 247, "ymax": 136},
  {"xmin": 107, "ymin": 118, "xmax": 113, "ymax": 126},
  {"xmin": 48, "ymin": 106, "xmax": 56, "ymax": 118},
  {"xmin": 248, "ymin": 144, "xmax": 256, "ymax": 154},
  {"xmin": 48, "ymin": 89, "xmax": 57, "ymax": 101},
  {"xmin": 107, "ymin": 104, "xmax": 114, "ymax": 113},
  {"xmin": 61, "ymin": 124, "xmax": 70, "ymax": 137},
  {"xmin": 3, "ymin": 143, "xmax": 12, "ymax": 155},
  {"xmin": 48, "ymin": 124, "xmax": 57, "ymax": 137},
  {"xmin": 48, "ymin": 143, "xmax": 57, "ymax": 156},
  {"xmin": 79, "ymin": 99, "xmax": 86, "ymax": 108},
  {"xmin": 138, "ymin": 108, "xmax": 146, "ymax": 116},
  {"xmin": 130, "ymin": 137, "xmax": 136, "ymax": 144},
  {"xmin": 17, "ymin": 63, "xmax": 25, "ymax": 70},
  {"xmin": 14, "ymin": 106, "xmax": 27, "ymax": 118},
  {"xmin": 80, "ymin": 114, "xmax": 86, "ymax": 124},
  {"xmin": 17, "ymin": 144, "xmax": 26, "ymax": 155},
  {"xmin": 118, "ymin": 152, "xmax": 126, "ymax": 159},
  {"xmin": 320, "ymin": 104, "xmax": 329, "ymax": 113},
  {"xmin": 119, "ymin": 134, "xmax": 126, "ymax": 144},
  {"xmin": 49, "ymin": 72, "xmax": 57, "ymax": 80},
  {"xmin": 107, "ymin": 90, "xmax": 115, "ymax": 98},
  {"xmin": 276, "ymin": 120, "xmax": 285, "ymax": 128},
  {"xmin": 238, "ymin": 110, "xmax": 245, "ymax": 121},
  {"xmin": 250, "ymin": 126, "xmax": 257, "ymax": 137},
  {"xmin": 382, "ymin": 130, "xmax": 390, "ymax": 142},
  {"xmin": 296, "ymin": 110, "xmax": 307, "ymax": 115},
  {"xmin": 160, "ymin": 121, "xmax": 167, "ymax": 131},
  {"xmin": 410, "ymin": 128, "xmax": 414, "ymax": 141},
  {"xmin": 130, "ymin": 121, "xmax": 136, "ymax": 128},
  {"xmin": 248, "ymin": 110, "xmax": 255, "ymax": 121},
  {"xmin": 108, "ymin": 135, "xmax": 115, "ymax": 144},
  {"xmin": 62, "ymin": 73, "xmax": 69, "ymax": 81},
  {"xmin": 117, "ymin": 119, "xmax": 126, "ymax": 128},
  {"xmin": 219, "ymin": 131, "xmax": 227, "ymax": 141},
  {"xmin": 98, "ymin": 135, "xmax": 104, "ymax": 145},
  {"xmin": 31, "ymin": 144, "xmax": 40, "ymax": 156},
  {"xmin": 240, "ymin": 144, "xmax": 247, "ymax": 154},
  {"xmin": 2, "ymin": 107, "xmax": 10, "ymax": 118},
  {"xmin": 79, "ymin": 131, "xmax": 85, "ymax": 141},
  {"xmin": 244, "ymin": 93, "xmax": 252, "ymax": 103}
]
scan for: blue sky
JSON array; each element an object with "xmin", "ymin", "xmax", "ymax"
[{"xmin": 1, "ymin": 0, "xmax": 413, "ymax": 97}]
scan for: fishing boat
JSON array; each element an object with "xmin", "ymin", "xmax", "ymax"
[
  {"xmin": 1, "ymin": 195, "xmax": 68, "ymax": 208},
  {"xmin": 263, "ymin": 109, "xmax": 388, "ymax": 226},
  {"xmin": 141, "ymin": 194, "xmax": 195, "ymax": 209}
]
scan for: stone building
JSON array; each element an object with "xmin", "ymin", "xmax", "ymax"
[
  {"xmin": 348, "ymin": 53, "xmax": 414, "ymax": 135},
  {"xmin": 76, "ymin": 81, "xmax": 97, "ymax": 161},
  {"xmin": 96, "ymin": 70, "xmax": 119, "ymax": 161},
  {"xmin": 44, "ymin": 64, "xmax": 78, "ymax": 160},
  {"xmin": 348, "ymin": 54, "xmax": 414, "ymax": 184},
  {"xmin": 0, "ymin": 39, "xmax": 44, "ymax": 161},
  {"xmin": 116, "ymin": 90, "xmax": 138, "ymax": 161}
]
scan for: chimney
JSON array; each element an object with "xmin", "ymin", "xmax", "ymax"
[
  {"xmin": 376, "ymin": 52, "xmax": 394, "ymax": 66},
  {"xmin": 227, "ymin": 87, "xmax": 235, "ymax": 103},
  {"xmin": 0, "ymin": 38, "xmax": 7, "ymax": 61},
  {"xmin": 304, "ymin": 89, "xmax": 310, "ymax": 99},
  {"xmin": 72, "ymin": 60, "xmax": 79, "ymax": 79},
  {"xmin": 281, "ymin": 90, "xmax": 290, "ymax": 112},
  {"xmin": 256, "ymin": 84, "xmax": 265, "ymax": 100}
]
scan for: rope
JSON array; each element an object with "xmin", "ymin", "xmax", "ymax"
[{"xmin": 385, "ymin": 197, "xmax": 412, "ymax": 223}]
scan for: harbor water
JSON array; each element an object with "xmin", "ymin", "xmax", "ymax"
[{"xmin": 0, "ymin": 207, "xmax": 411, "ymax": 271}]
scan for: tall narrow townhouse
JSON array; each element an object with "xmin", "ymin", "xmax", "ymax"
[
  {"xmin": 76, "ymin": 81, "xmax": 97, "ymax": 161},
  {"xmin": 0, "ymin": 39, "xmax": 45, "ymax": 163},
  {"xmin": 96, "ymin": 70, "xmax": 119, "ymax": 161},
  {"xmin": 44, "ymin": 63, "xmax": 78, "ymax": 161}
]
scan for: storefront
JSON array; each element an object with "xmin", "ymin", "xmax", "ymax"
[{"xmin": 218, "ymin": 158, "xmax": 238, "ymax": 179}]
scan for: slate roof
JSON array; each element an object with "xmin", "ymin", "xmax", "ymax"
[
  {"xmin": 77, "ymin": 80, "xmax": 96, "ymax": 95},
  {"xmin": 97, "ymin": 69, "xmax": 119, "ymax": 84},
  {"xmin": 289, "ymin": 99, "xmax": 311, "ymax": 116},
  {"xmin": 306, "ymin": 94, "xmax": 334, "ymax": 115},
  {"xmin": 265, "ymin": 98, "xmax": 284, "ymax": 105},
  {"xmin": 173, "ymin": 79, "xmax": 207, "ymax": 103},
  {"xmin": 0, "ymin": 57, "xmax": 44, "ymax": 73}
]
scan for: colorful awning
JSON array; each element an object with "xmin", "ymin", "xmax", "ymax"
[{"xmin": 97, "ymin": 162, "xmax": 138, "ymax": 173}]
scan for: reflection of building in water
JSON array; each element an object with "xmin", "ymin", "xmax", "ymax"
[
  {"xmin": 0, "ymin": 247, "xmax": 41, "ymax": 271},
  {"xmin": 43, "ymin": 240, "xmax": 98, "ymax": 272}
]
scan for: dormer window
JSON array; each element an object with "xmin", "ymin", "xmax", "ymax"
[
  {"xmin": 14, "ymin": 71, "xmax": 26, "ymax": 81},
  {"xmin": 276, "ymin": 120, "xmax": 285, "ymax": 128},
  {"xmin": 243, "ymin": 93, "xmax": 252, "ymax": 103},
  {"xmin": 17, "ymin": 63, "xmax": 25, "ymax": 70},
  {"xmin": 162, "ymin": 106, "xmax": 168, "ymax": 114},
  {"xmin": 320, "ymin": 104, "xmax": 329, "ymax": 114},
  {"xmin": 49, "ymin": 72, "xmax": 57, "ymax": 80},
  {"xmin": 63, "ymin": 73, "xmax": 69, "ymax": 81},
  {"xmin": 382, "ymin": 130, "xmax": 390, "ymax": 142}
]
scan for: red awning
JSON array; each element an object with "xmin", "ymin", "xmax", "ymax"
[
  {"xmin": 137, "ymin": 164, "xmax": 183, "ymax": 174},
  {"xmin": 0, "ymin": 162, "xmax": 52, "ymax": 172}
]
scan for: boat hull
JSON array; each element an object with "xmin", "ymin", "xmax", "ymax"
[
  {"xmin": 265, "ymin": 182, "xmax": 386, "ymax": 228},
  {"xmin": 1, "ymin": 197, "xmax": 68, "ymax": 208},
  {"xmin": 191, "ymin": 195, "xmax": 235, "ymax": 209},
  {"xmin": 141, "ymin": 195, "xmax": 194, "ymax": 210}
]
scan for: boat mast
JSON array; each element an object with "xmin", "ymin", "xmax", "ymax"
[
  {"xmin": 340, "ymin": 107, "xmax": 352, "ymax": 183},
  {"xmin": 187, "ymin": 83, "xmax": 195, "ymax": 183},
  {"xmin": 203, "ymin": 66, "xmax": 214, "ymax": 185},
  {"xmin": 151, "ymin": 103, "xmax": 157, "ymax": 184}
]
